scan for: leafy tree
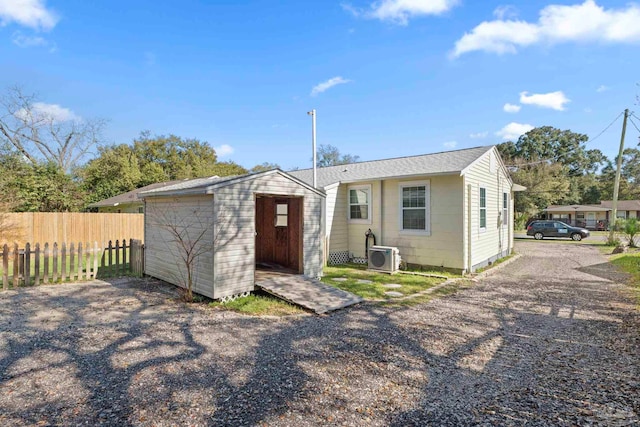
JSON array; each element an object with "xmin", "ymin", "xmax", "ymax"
[
  {"xmin": 80, "ymin": 132, "xmax": 247, "ymax": 205},
  {"xmin": 0, "ymin": 86, "xmax": 105, "ymax": 171},
  {"xmin": 623, "ymin": 218, "xmax": 639, "ymax": 247},
  {"xmin": 250, "ymin": 162, "xmax": 280, "ymax": 173},
  {"xmin": 507, "ymin": 159, "xmax": 571, "ymax": 216},
  {"xmin": 316, "ymin": 144, "xmax": 359, "ymax": 167}
]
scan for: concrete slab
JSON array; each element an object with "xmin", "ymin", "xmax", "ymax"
[{"xmin": 255, "ymin": 271, "xmax": 363, "ymax": 314}]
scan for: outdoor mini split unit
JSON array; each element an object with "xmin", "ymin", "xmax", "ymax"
[{"xmin": 368, "ymin": 245, "xmax": 401, "ymax": 273}]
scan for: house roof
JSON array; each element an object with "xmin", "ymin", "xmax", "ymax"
[
  {"xmin": 545, "ymin": 200, "xmax": 640, "ymax": 213},
  {"xmin": 139, "ymin": 169, "xmax": 326, "ymax": 198},
  {"xmin": 600, "ymin": 200, "xmax": 640, "ymax": 211},
  {"xmin": 545, "ymin": 204, "xmax": 609, "ymax": 213},
  {"xmin": 88, "ymin": 180, "xmax": 186, "ymax": 208},
  {"xmin": 287, "ymin": 146, "xmax": 496, "ymax": 188}
]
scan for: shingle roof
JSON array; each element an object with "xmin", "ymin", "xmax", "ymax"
[
  {"xmin": 88, "ymin": 180, "xmax": 187, "ymax": 207},
  {"xmin": 139, "ymin": 175, "xmax": 243, "ymax": 196},
  {"xmin": 287, "ymin": 146, "xmax": 494, "ymax": 188},
  {"xmin": 545, "ymin": 204, "xmax": 609, "ymax": 212},
  {"xmin": 600, "ymin": 200, "xmax": 640, "ymax": 211}
]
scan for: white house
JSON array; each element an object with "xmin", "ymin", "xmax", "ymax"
[{"xmin": 289, "ymin": 145, "xmax": 520, "ymax": 273}]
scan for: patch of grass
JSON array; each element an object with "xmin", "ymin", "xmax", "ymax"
[
  {"xmin": 474, "ymin": 254, "xmax": 515, "ymax": 274},
  {"xmin": 209, "ymin": 291, "xmax": 306, "ymax": 316},
  {"xmin": 322, "ymin": 263, "xmax": 447, "ymax": 300},
  {"xmin": 380, "ymin": 280, "xmax": 474, "ymax": 307},
  {"xmin": 609, "ymin": 249, "xmax": 640, "ymax": 307}
]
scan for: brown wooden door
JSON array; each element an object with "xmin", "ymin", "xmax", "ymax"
[{"xmin": 255, "ymin": 197, "xmax": 302, "ymax": 272}]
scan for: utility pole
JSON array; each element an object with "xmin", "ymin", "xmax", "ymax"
[
  {"xmin": 609, "ymin": 108, "xmax": 629, "ymax": 242},
  {"xmin": 307, "ymin": 109, "xmax": 317, "ymax": 188}
]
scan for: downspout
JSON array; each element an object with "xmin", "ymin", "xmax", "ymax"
[
  {"xmin": 380, "ymin": 180, "xmax": 384, "ymax": 246},
  {"xmin": 467, "ymin": 180, "xmax": 472, "ymax": 273}
]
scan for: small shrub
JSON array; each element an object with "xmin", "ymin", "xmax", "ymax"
[
  {"xmin": 606, "ymin": 235, "xmax": 622, "ymax": 247},
  {"xmin": 623, "ymin": 218, "xmax": 639, "ymax": 248}
]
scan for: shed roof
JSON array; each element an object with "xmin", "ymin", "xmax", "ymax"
[
  {"xmin": 287, "ymin": 146, "xmax": 495, "ymax": 188},
  {"xmin": 88, "ymin": 180, "xmax": 186, "ymax": 207},
  {"xmin": 139, "ymin": 169, "xmax": 326, "ymax": 198}
]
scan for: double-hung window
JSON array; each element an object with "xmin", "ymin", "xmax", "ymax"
[
  {"xmin": 480, "ymin": 187, "xmax": 487, "ymax": 230},
  {"xmin": 399, "ymin": 181, "xmax": 430, "ymax": 233},
  {"xmin": 502, "ymin": 192, "xmax": 508, "ymax": 227},
  {"xmin": 348, "ymin": 185, "xmax": 371, "ymax": 223}
]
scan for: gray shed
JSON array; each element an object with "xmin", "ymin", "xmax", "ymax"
[{"xmin": 140, "ymin": 170, "xmax": 326, "ymax": 300}]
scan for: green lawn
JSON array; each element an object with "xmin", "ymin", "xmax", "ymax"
[
  {"xmin": 608, "ymin": 248, "xmax": 640, "ymax": 308},
  {"xmin": 321, "ymin": 263, "xmax": 449, "ymax": 300},
  {"xmin": 209, "ymin": 291, "xmax": 306, "ymax": 316}
]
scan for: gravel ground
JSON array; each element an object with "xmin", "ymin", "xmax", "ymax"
[{"xmin": 0, "ymin": 242, "xmax": 638, "ymax": 426}]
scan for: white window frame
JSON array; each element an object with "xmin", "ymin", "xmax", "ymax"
[
  {"xmin": 347, "ymin": 184, "xmax": 372, "ymax": 224},
  {"xmin": 398, "ymin": 180, "xmax": 430, "ymax": 235},
  {"xmin": 479, "ymin": 185, "xmax": 487, "ymax": 232},
  {"xmin": 502, "ymin": 192, "xmax": 508, "ymax": 228}
]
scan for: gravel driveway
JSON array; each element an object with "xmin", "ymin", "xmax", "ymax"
[{"xmin": 1, "ymin": 242, "xmax": 638, "ymax": 426}]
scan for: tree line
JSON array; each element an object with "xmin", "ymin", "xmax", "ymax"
[{"xmin": 498, "ymin": 126, "xmax": 640, "ymax": 225}]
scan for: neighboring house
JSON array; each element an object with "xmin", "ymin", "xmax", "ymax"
[
  {"xmin": 289, "ymin": 145, "xmax": 520, "ymax": 273},
  {"xmin": 87, "ymin": 180, "xmax": 185, "ymax": 213},
  {"xmin": 545, "ymin": 200, "xmax": 640, "ymax": 229},
  {"xmin": 139, "ymin": 170, "xmax": 325, "ymax": 300}
]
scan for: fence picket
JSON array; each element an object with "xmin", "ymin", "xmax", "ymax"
[
  {"xmin": 2, "ymin": 244, "xmax": 8, "ymax": 290},
  {"xmin": 13, "ymin": 243, "xmax": 19, "ymax": 287},
  {"xmin": 34, "ymin": 243, "xmax": 40, "ymax": 286},
  {"xmin": 108, "ymin": 240, "xmax": 113, "ymax": 277},
  {"xmin": 93, "ymin": 242, "xmax": 99, "ymax": 279},
  {"xmin": 43, "ymin": 243, "xmax": 49, "ymax": 284},
  {"xmin": 24, "ymin": 243, "xmax": 31, "ymax": 287},
  {"xmin": 53, "ymin": 243, "xmax": 59, "ymax": 283},
  {"xmin": 69, "ymin": 243, "xmax": 75, "ymax": 281},
  {"xmin": 61, "ymin": 243, "xmax": 67, "ymax": 282},
  {"xmin": 77, "ymin": 242, "xmax": 83, "ymax": 281}
]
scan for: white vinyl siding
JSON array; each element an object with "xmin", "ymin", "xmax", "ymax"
[
  {"xmin": 325, "ymin": 185, "xmax": 348, "ymax": 254},
  {"xmin": 502, "ymin": 192, "xmax": 508, "ymax": 228},
  {"xmin": 399, "ymin": 181, "xmax": 430, "ymax": 235},
  {"xmin": 348, "ymin": 184, "xmax": 371, "ymax": 224},
  {"xmin": 479, "ymin": 186, "xmax": 487, "ymax": 231}
]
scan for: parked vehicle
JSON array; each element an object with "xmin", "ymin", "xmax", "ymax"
[{"xmin": 526, "ymin": 220, "xmax": 590, "ymax": 241}]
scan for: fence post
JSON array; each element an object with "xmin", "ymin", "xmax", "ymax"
[
  {"xmin": 34, "ymin": 243, "xmax": 40, "ymax": 286},
  {"xmin": 53, "ymin": 242, "xmax": 59, "ymax": 283},
  {"xmin": 13, "ymin": 243, "xmax": 19, "ymax": 287},
  {"xmin": 69, "ymin": 243, "xmax": 75, "ymax": 282},
  {"xmin": 121, "ymin": 239, "xmax": 127, "ymax": 276},
  {"xmin": 24, "ymin": 243, "xmax": 31, "ymax": 287},
  {"xmin": 43, "ymin": 243, "xmax": 49, "ymax": 284},
  {"xmin": 2, "ymin": 244, "xmax": 8, "ymax": 290},
  {"xmin": 108, "ymin": 240, "xmax": 113, "ymax": 277}
]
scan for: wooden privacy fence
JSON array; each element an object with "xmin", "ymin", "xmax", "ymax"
[
  {"xmin": 0, "ymin": 213, "xmax": 144, "ymax": 246},
  {"xmin": 1, "ymin": 239, "xmax": 145, "ymax": 290}
]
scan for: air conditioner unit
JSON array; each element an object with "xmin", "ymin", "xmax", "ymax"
[{"xmin": 368, "ymin": 245, "xmax": 401, "ymax": 273}]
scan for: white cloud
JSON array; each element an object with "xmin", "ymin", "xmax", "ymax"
[
  {"xmin": 214, "ymin": 144, "xmax": 234, "ymax": 157},
  {"xmin": 342, "ymin": 0, "xmax": 459, "ymax": 25},
  {"xmin": 11, "ymin": 30, "xmax": 55, "ymax": 51},
  {"xmin": 596, "ymin": 84, "xmax": 609, "ymax": 92},
  {"xmin": 496, "ymin": 122, "xmax": 534, "ymax": 141},
  {"xmin": 310, "ymin": 76, "xmax": 351, "ymax": 96},
  {"xmin": 15, "ymin": 102, "xmax": 79, "ymax": 122},
  {"xmin": 0, "ymin": 0, "xmax": 58, "ymax": 31},
  {"xmin": 469, "ymin": 131, "xmax": 488, "ymax": 139},
  {"xmin": 452, "ymin": 0, "xmax": 640, "ymax": 57},
  {"xmin": 493, "ymin": 5, "xmax": 519, "ymax": 20},
  {"xmin": 443, "ymin": 140, "xmax": 457, "ymax": 148},
  {"xmin": 503, "ymin": 103, "xmax": 521, "ymax": 113},
  {"xmin": 519, "ymin": 90, "xmax": 570, "ymax": 111}
]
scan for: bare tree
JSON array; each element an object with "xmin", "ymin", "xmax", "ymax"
[{"xmin": 0, "ymin": 86, "xmax": 106, "ymax": 170}]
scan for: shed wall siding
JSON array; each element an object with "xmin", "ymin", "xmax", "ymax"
[
  {"xmin": 464, "ymin": 149, "xmax": 512, "ymax": 271},
  {"xmin": 213, "ymin": 173, "xmax": 324, "ymax": 298},
  {"xmin": 325, "ymin": 185, "xmax": 348, "ymax": 254},
  {"xmin": 144, "ymin": 195, "xmax": 215, "ymax": 298}
]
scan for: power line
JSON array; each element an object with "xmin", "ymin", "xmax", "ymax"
[
  {"xmin": 585, "ymin": 110, "xmax": 624, "ymax": 146},
  {"xmin": 629, "ymin": 113, "xmax": 640, "ymax": 136}
]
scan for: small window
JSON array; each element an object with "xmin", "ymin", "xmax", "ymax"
[
  {"xmin": 138, "ymin": 206, "xmax": 144, "ymax": 214},
  {"xmin": 616, "ymin": 211, "xmax": 627, "ymax": 219},
  {"xmin": 348, "ymin": 185, "xmax": 371, "ymax": 223},
  {"xmin": 480, "ymin": 187, "xmax": 487, "ymax": 230},
  {"xmin": 400, "ymin": 182, "xmax": 430, "ymax": 232},
  {"xmin": 502, "ymin": 192, "xmax": 508, "ymax": 227},
  {"xmin": 275, "ymin": 203, "xmax": 288, "ymax": 227}
]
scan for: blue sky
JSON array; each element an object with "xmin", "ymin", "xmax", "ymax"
[{"xmin": 1, "ymin": 0, "xmax": 639, "ymax": 170}]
